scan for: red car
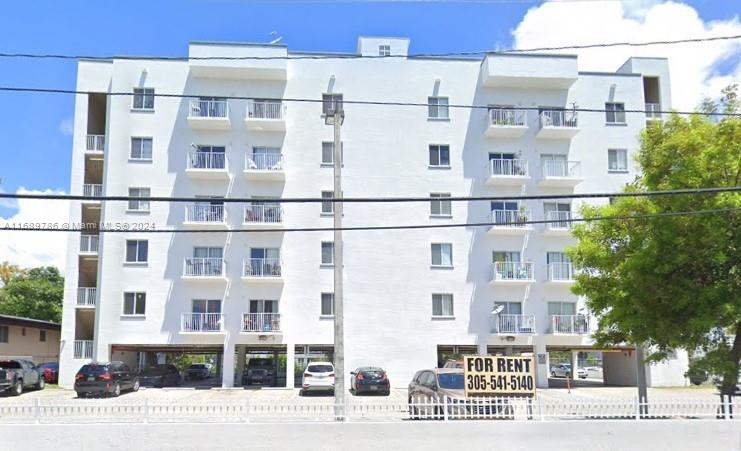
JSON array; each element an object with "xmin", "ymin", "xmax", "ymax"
[{"xmin": 37, "ymin": 362, "xmax": 59, "ymax": 383}]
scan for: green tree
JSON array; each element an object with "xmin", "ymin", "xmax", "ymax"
[
  {"xmin": 568, "ymin": 85, "xmax": 741, "ymax": 397},
  {"xmin": 0, "ymin": 266, "xmax": 64, "ymax": 322}
]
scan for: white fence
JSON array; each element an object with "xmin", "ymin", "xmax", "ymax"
[
  {"xmin": 490, "ymin": 159, "xmax": 528, "ymax": 177},
  {"xmin": 539, "ymin": 109, "xmax": 578, "ymax": 128},
  {"xmin": 244, "ymin": 204, "xmax": 283, "ymax": 224},
  {"xmin": 243, "ymin": 258, "xmax": 282, "ymax": 277},
  {"xmin": 183, "ymin": 258, "xmax": 225, "ymax": 277},
  {"xmin": 645, "ymin": 102, "xmax": 661, "ymax": 119},
  {"xmin": 82, "ymin": 184, "xmax": 102, "ymax": 197},
  {"xmin": 548, "ymin": 262, "xmax": 574, "ymax": 281},
  {"xmin": 247, "ymin": 100, "xmax": 284, "ymax": 120},
  {"xmin": 190, "ymin": 99, "xmax": 228, "ymax": 118},
  {"xmin": 79, "ymin": 235, "xmax": 99, "ymax": 253},
  {"xmin": 76, "ymin": 287, "xmax": 96, "ymax": 307},
  {"xmin": 542, "ymin": 160, "xmax": 581, "ymax": 178},
  {"xmin": 488, "ymin": 108, "xmax": 527, "ymax": 127},
  {"xmin": 245, "ymin": 153, "xmax": 284, "ymax": 171},
  {"xmin": 187, "ymin": 152, "xmax": 226, "ymax": 170},
  {"xmin": 551, "ymin": 314, "xmax": 590, "ymax": 334},
  {"xmin": 181, "ymin": 313, "xmax": 223, "ymax": 332},
  {"xmin": 73, "ymin": 340, "xmax": 93, "ymax": 359},
  {"xmin": 185, "ymin": 204, "xmax": 225, "ymax": 223},
  {"xmin": 492, "ymin": 261, "xmax": 534, "ymax": 281},
  {"xmin": 545, "ymin": 211, "xmax": 573, "ymax": 231},
  {"xmin": 85, "ymin": 135, "xmax": 105, "ymax": 152},
  {"xmin": 242, "ymin": 312, "xmax": 281, "ymax": 332},
  {"xmin": 491, "ymin": 209, "xmax": 530, "ymax": 227},
  {"xmin": 493, "ymin": 314, "xmax": 536, "ymax": 334}
]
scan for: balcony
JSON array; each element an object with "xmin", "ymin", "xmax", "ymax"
[
  {"xmin": 490, "ymin": 262, "xmax": 534, "ymax": 285},
  {"xmin": 188, "ymin": 99, "xmax": 230, "ymax": 130},
  {"xmin": 184, "ymin": 204, "xmax": 227, "ymax": 228},
  {"xmin": 243, "ymin": 204, "xmax": 283, "ymax": 228},
  {"xmin": 487, "ymin": 159, "xmax": 529, "ymax": 186},
  {"xmin": 185, "ymin": 152, "xmax": 228, "ymax": 179},
  {"xmin": 492, "ymin": 314, "xmax": 536, "ymax": 334},
  {"xmin": 76, "ymin": 287, "xmax": 97, "ymax": 308},
  {"xmin": 242, "ymin": 258, "xmax": 282, "ymax": 283},
  {"xmin": 73, "ymin": 340, "xmax": 94, "ymax": 359},
  {"xmin": 182, "ymin": 258, "xmax": 226, "ymax": 281},
  {"xmin": 539, "ymin": 160, "xmax": 582, "ymax": 188},
  {"xmin": 547, "ymin": 262, "xmax": 575, "ymax": 284},
  {"xmin": 645, "ymin": 102, "xmax": 661, "ymax": 121},
  {"xmin": 550, "ymin": 314, "xmax": 589, "ymax": 334},
  {"xmin": 485, "ymin": 108, "xmax": 528, "ymax": 138},
  {"xmin": 537, "ymin": 110, "xmax": 579, "ymax": 139},
  {"xmin": 245, "ymin": 100, "xmax": 286, "ymax": 131},
  {"xmin": 543, "ymin": 211, "xmax": 575, "ymax": 236},
  {"xmin": 79, "ymin": 235, "xmax": 99, "ymax": 255},
  {"xmin": 181, "ymin": 313, "xmax": 224, "ymax": 333},
  {"xmin": 243, "ymin": 154, "xmax": 285, "ymax": 181},
  {"xmin": 487, "ymin": 209, "xmax": 533, "ymax": 236},
  {"xmin": 85, "ymin": 135, "xmax": 105, "ymax": 154},
  {"xmin": 82, "ymin": 184, "xmax": 103, "ymax": 201},
  {"xmin": 242, "ymin": 313, "xmax": 281, "ymax": 333}
]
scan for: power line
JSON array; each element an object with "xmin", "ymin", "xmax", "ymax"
[
  {"xmin": 0, "ymin": 86, "xmax": 738, "ymax": 117},
  {"xmin": 1, "ymin": 186, "xmax": 739, "ymax": 204},
  {"xmin": 2, "ymin": 207, "xmax": 739, "ymax": 234},
  {"xmin": 0, "ymin": 35, "xmax": 738, "ymax": 61}
]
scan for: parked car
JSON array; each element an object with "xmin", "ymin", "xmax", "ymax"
[
  {"xmin": 300, "ymin": 362, "xmax": 335, "ymax": 395},
  {"xmin": 37, "ymin": 362, "xmax": 59, "ymax": 384},
  {"xmin": 550, "ymin": 364, "xmax": 588, "ymax": 379},
  {"xmin": 185, "ymin": 364, "xmax": 211, "ymax": 380},
  {"xmin": 74, "ymin": 362, "xmax": 139, "ymax": 397},
  {"xmin": 138, "ymin": 364, "xmax": 181, "ymax": 388},
  {"xmin": 350, "ymin": 366, "xmax": 390, "ymax": 395},
  {"xmin": 243, "ymin": 358, "xmax": 277, "ymax": 386},
  {"xmin": 0, "ymin": 359, "xmax": 44, "ymax": 396}
]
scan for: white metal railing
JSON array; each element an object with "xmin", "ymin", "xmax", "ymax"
[
  {"xmin": 548, "ymin": 262, "xmax": 574, "ymax": 281},
  {"xmin": 493, "ymin": 314, "xmax": 536, "ymax": 334},
  {"xmin": 189, "ymin": 99, "xmax": 228, "ymax": 118},
  {"xmin": 543, "ymin": 160, "xmax": 581, "ymax": 178},
  {"xmin": 540, "ymin": 110, "xmax": 578, "ymax": 128},
  {"xmin": 79, "ymin": 235, "xmax": 99, "ymax": 253},
  {"xmin": 645, "ymin": 102, "xmax": 661, "ymax": 119},
  {"xmin": 187, "ymin": 152, "xmax": 226, "ymax": 170},
  {"xmin": 245, "ymin": 153, "xmax": 284, "ymax": 171},
  {"xmin": 83, "ymin": 184, "xmax": 102, "ymax": 197},
  {"xmin": 546, "ymin": 211, "xmax": 573, "ymax": 231},
  {"xmin": 243, "ymin": 258, "xmax": 282, "ymax": 277},
  {"xmin": 551, "ymin": 314, "xmax": 589, "ymax": 334},
  {"xmin": 244, "ymin": 204, "xmax": 283, "ymax": 224},
  {"xmin": 181, "ymin": 313, "xmax": 223, "ymax": 332},
  {"xmin": 185, "ymin": 204, "xmax": 225, "ymax": 223},
  {"xmin": 183, "ymin": 258, "xmax": 225, "ymax": 277},
  {"xmin": 73, "ymin": 340, "xmax": 94, "ymax": 359},
  {"xmin": 76, "ymin": 287, "xmax": 97, "ymax": 307},
  {"xmin": 247, "ymin": 100, "xmax": 284, "ymax": 120},
  {"xmin": 492, "ymin": 262, "xmax": 534, "ymax": 281},
  {"xmin": 85, "ymin": 135, "xmax": 105, "ymax": 152},
  {"xmin": 490, "ymin": 159, "xmax": 528, "ymax": 177},
  {"xmin": 491, "ymin": 209, "xmax": 530, "ymax": 228},
  {"xmin": 242, "ymin": 313, "xmax": 281, "ymax": 333},
  {"xmin": 488, "ymin": 108, "xmax": 527, "ymax": 127}
]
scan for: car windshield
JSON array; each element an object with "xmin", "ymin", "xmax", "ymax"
[
  {"xmin": 79, "ymin": 364, "xmax": 108, "ymax": 375},
  {"xmin": 189, "ymin": 364, "xmax": 206, "ymax": 370},
  {"xmin": 437, "ymin": 373, "xmax": 465, "ymax": 389},
  {"xmin": 307, "ymin": 365, "xmax": 333, "ymax": 373},
  {"xmin": 248, "ymin": 360, "xmax": 272, "ymax": 368},
  {"xmin": 0, "ymin": 361, "xmax": 21, "ymax": 369}
]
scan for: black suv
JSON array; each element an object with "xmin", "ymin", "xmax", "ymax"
[
  {"xmin": 74, "ymin": 362, "xmax": 140, "ymax": 397},
  {"xmin": 243, "ymin": 358, "xmax": 277, "ymax": 386}
]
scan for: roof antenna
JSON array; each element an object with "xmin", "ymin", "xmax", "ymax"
[{"xmin": 269, "ymin": 31, "xmax": 283, "ymax": 45}]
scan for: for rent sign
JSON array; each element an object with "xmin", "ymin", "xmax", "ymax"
[{"xmin": 463, "ymin": 355, "xmax": 536, "ymax": 396}]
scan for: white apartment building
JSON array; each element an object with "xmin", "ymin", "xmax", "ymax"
[{"xmin": 58, "ymin": 36, "xmax": 688, "ymax": 389}]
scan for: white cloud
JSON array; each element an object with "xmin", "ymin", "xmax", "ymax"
[
  {"xmin": 0, "ymin": 188, "xmax": 69, "ymax": 270},
  {"xmin": 512, "ymin": 1, "xmax": 741, "ymax": 111},
  {"xmin": 58, "ymin": 117, "xmax": 74, "ymax": 136}
]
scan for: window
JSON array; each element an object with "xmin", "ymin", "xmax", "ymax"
[
  {"xmin": 428, "ymin": 97, "xmax": 449, "ymax": 119},
  {"xmin": 321, "ymin": 142, "xmax": 343, "ymax": 165},
  {"xmin": 322, "ymin": 94, "xmax": 343, "ymax": 115},
  {"xmin": 132, "ymin": 87, "xmax": 155, "ymax": 110},
  {"xmin": 605, "ymin": 102, "xmax": 626, "ymax": 124},
  {"xmin": 547, "ymin": 302, "xmax": 576, "ymax": 316},
  {"xmin": 0, "ymin": 325, "xmax": 8, "ymax": 343},
  {"xmin": 321, "ymin": 242, "xmax": 334, "ymax": 266},
  {"xmin": 494, "ymin": 302, "xmax": 522, "ymax": 315},
  {"xmin": 430, "ymin": 193, "xmax": 452, "ymax": 217},
  {"xmin": 321, "ymin": 293, "xmax": 335, "ymax": 316},
  {"xmin": 39, "ymin": 330, "xmax": 46, "ymax": 342},
  {"xmin": 608, "ymin": 149, "xmax": 628, "ymax": 172},
  {"xmin": 378, "ymin": 44, "xmax": 391, "ymax": 56},
  {"xmin": 432, "ymin": 294, "xmax": 454, "ymax": 317},
  {"xmin": 128, "ymin": 187, "xmax": 150, "ymax": 212},
  {"xmin": 123, "ymin": 292, "xmax": 146, "ymax": 316},
  {"xmin": 130, "ymin": 137, "xmax": 153, "ymax": 160},
  {"xmin": 192, "ymin": 299, "xmax": 221, "ymax": 314},
  {"xmin": 431, "ymin": 243, "xmax": 453, "ymax": 267},
  {"xmin": 125, "ymin": 240, "xmax": 148, "ymax": 264},
  {"xmin": 429, "ymin": 145, "xmax": 450, "ymax": 168},
  {"xmin": 321, "ymin": 191, "xmax": 334, "ymax": 215}
]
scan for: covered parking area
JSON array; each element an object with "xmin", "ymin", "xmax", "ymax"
[
  {"xmin": 545, "ymin": 346, "xmax": 641, "ymax": 388},
  {"xmin": 110, "ymin": 344, "xmax": 223, "ymax": 388}
]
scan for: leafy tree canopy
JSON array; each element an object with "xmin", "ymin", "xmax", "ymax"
[{"xmin": 0, "ymin": 265, "xmax": 64, "ymax": 323}]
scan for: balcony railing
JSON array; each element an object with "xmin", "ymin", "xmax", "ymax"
[
  {"xmin": 83, "ymin": 184, "xmax": 103, "ymax": 197},
  {"xmin": 244, "ymin": 204, "xmax": 283, "ymax": 224},
  {"xmin": 543, "ymin": 160, "xmax": 581, "ymax": 178},
  {"xmin": 181, "ymin": 313, "xmax": 223, "ymax": 332},
  {"xmin": 492, "ymin": 262, "xmax": 534, "ymax": 281},
  {"xmin": 245, "ymin": 153, "xmax": 284, "ymax": 171},
  {"xmin": 551, "ymin": 314, "xmax": 589, "ymax": 334},
  {"xmin": 243, "ymin": 258, "xmax": 282, "ymax": 277},
  {"xmin": 645, "ymin": 103, "xmax": 661, "ymax": 119},
  {"xmin": 493, "ymin": 314, "xmax": 536, "ymax": 334},
  {"xmin": 242, "ymin": 313, "xmax": 281, "ymax": 333},
  {"xmin": 491, "ymin": 209, "xmax": 531, "ymax": 228},
  {"xmin": 86, "ymin": 135, "xmax": 105, "ymax": 152},
  {"xmin": 490, "ymin": 159, "xmax": 528, "ymax": 177},
  {"xmin": 545, "ymin": 211, "xmax": 573, "ymax": 231},
  {"xmin": 185, "ymin": 204, "xmax": 225, "ymax": 223},
  {"xmin": 539, "ymin": 110, "xmax": 578, "ymax": 128},
  {"xmin": 183, "ymin": 258, "xmax": 225, "ymax": 277},
  {"xmin": 548, "ymin": 262, "xmax": 575, "ymax": 281},
  {"xmin": 187, "ymin": 152, "xmax": 226, "ymax": 170},
  {"xmin": 79, "ymin": 235, "xmax": 99, "ymax": 253},
  {"xmin": 489, "ymin": 108, "xmax": 527, "ymax": 127},
  {"xmin": 247, "ymin": 100, "xmax": 284, "ymax": 120},
  {"xmin": 189, "ymin": 99, "xmax": 228, "ymax": 118},
  {"xmin": 73, "ymin": 340, "xmax": 94, "ymax": 359},
  {"xmin": 77, "ymin": 287, "xmax": 97, "ymax": 307}
]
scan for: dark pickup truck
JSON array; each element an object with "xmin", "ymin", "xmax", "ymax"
[{"xmin": 0, "ymin": 359, "xmax": 45, "ymax": 396}]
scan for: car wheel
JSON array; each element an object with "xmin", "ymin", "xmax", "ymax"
[
  {"xmin": 112, "ymin": 383, "xmax": 121, "ymax": 397},
  {"xmin": 132, "ymin": 379, "xmax": 140, "ymax": 392},
  {"xmin": 36, "ymin": 377, "xmax": 45, "ymax": 390},
  {"xmin": 11, "ymin": 380, "xmax": 23, "ymax": 396}
]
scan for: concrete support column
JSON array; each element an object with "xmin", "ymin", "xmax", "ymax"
[
  {"xmin": 477, "ymin": 341, "xmax": 488, "ymax": 355},
  {"xmin": 534, "ymin": 340, "xmax": 549, "ymax": 389},
  {"xmin": 235, "ymin": 346, "xmax": 246, "ymax": 387},
  {"xmin": 156, "ymin": 352, "xmax": 166, "ymax": 364},
  {"xmin": 286, "ymin": 343, "xmax": 295, "ymax": 389},
  {"xmin": 571, "ymin": 351, "xmax": 580, "ymax": 380},
  {"xmin": 222, "ymin": 343, "xmax": 235, "ymax": 388}
]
